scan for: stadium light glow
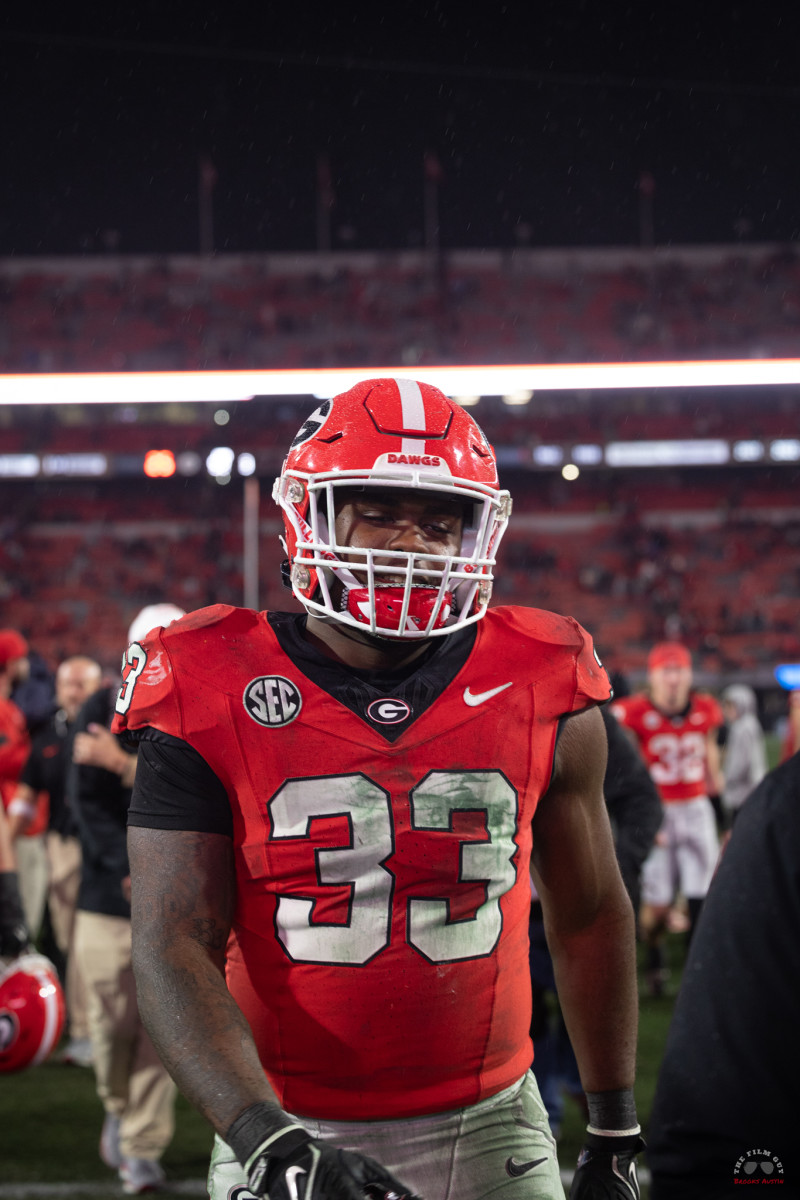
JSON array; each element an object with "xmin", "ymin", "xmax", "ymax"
[
  {"xmin": 41, "ymin": 453, "xmax": 108, "ymax": 477},
  {"xmin": 0, "ymin": 454, "xmax": 40, "ymax": 478},
  {"xmin": 571, "ymin": 444, "xmax": 603, "ymax": 465},
  {"xmin": 3, "ymin": 358, "xmax": 800, "ymax": 405},
  {"xmin": 605, "ymin": 439, "xmax": 730, "ymax": 468},
  {"xmin": 143, "ymin": 449, "xmax": 177, "ymax": 478},
  {"xmin": 206, "ymin": 446, "xmax": 235, "ymax": 478},
  {"xmin": 533, "ymin": 445, "xmax": 564, "ymax": 466},
  {"xmin": 775, "ymin": 664, "xmax": 800, "ymax": 690},
  {"xmin": 732, "ymin": 440, "xmax": 765, "ymax": 462},
  {"xmin": 176, "ymin": 450, "xmax": 202, "ymax": 476},
  {"xmin": 769, "ymin": 438, "xmax": 800, "ymax": 462}
]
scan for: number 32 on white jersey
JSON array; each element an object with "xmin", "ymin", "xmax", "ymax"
[{"xmin": 648, "ymin": 731, "xmax": 707, "ymax": 786}]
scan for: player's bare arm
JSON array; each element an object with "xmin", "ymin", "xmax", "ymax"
[
  {"xmin": 0, "ymin": 799, "xmax": 29, "ymax": 956},
  {"xmin": 530, "ymin": 704, "xmax": 638, "ymax": 1096},
  {"xmin": 532, "ymin": 706, "xmax": 644, "ymax": 1196},
  {"xmin": 128, "ymin": 825, "xmax": 281, "ymax": 1134},
  {"xmin": 0, "ymin": 802, "xmax": 14, "ymax": 871}
]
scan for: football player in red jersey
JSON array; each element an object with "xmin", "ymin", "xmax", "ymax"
[
  {"xmin": 0, "ymin": 800, "xmax": 30, "ymax": 958},
  {"xmin": 610, "ymin": 642, "xmax": 724, "ymax": 996},
  {"xmin": 114, "ymin": 379, "xmax": 643, "ymax": 1200},
  {"xmin": 0, "ymin": 630, "xmax": 32, "ymax": 960}
]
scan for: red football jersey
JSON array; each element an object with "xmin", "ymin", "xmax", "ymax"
[
  {"xmin": 610, "ymin": 692, "xmax": 723, "ymax": 803},
  {"xmin": 113, "ymin": 603, "xmax": 610, "ymax": 1120},
  {"xmin": 0, "ymin": 696, "xmax": 30, "ymax": 810}
]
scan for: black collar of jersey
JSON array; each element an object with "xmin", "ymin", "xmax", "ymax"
[{"xmin": 268, "ymin": 611, "xmax": 477, "ymax": 743}]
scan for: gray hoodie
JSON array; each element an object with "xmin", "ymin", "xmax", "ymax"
[{"xmin": 722, "ymin": 684, "xmax": 767, "ymax": 813}]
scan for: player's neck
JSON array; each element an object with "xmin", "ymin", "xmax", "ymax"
[
  {"xmin": 304, "ymin": 615, "xmax": 434, "ymax": 673},
  {"xmin": 650, "ymin": 692, "xmax": 691, "ymax": 717}
]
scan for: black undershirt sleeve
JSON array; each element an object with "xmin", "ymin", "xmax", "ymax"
[{"xmin": 127, "ymin": 727, "xmax": 233, "ymax": 837}]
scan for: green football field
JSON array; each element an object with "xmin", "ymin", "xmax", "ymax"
[{"xmin": 0, "ymin": 936, "xmax": 683, "ymax": 1199}]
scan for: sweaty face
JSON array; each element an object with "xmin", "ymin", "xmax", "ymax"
[
  {"xmin": 649, "ymin": 663, "xmax": 693, "ymax": 714},
  {"xmin": 333, "ymin": 488, "xmax": 465, "ymax": 584}
]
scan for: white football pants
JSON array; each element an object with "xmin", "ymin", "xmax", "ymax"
[{"xmin": 207, "ymin": 1070, "xmax": 565, "ymax": 1200}]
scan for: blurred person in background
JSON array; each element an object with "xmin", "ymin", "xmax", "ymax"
[
  {"xmin": 9, "ymin": 655, "xmax": 103, "ymax": 1067},
  {"xmin": 0, "ymin": 630, "xmax": 35, "ymax": 942},
  {"xmin": 611, "ymin": 641, "xmax": 724, "ymax": 996},
  {"xmin": 11, "ymin": 645, "xmax": 56, "ymax": 738},
  {"xmin": 779, "ymin": 687, "xmax": 800, "ymax": 762},
  {"xmin": 0, "ymin": 629, "xmax": 31, "ymax": 801},
  {"xmin": 601, "ymin": 707, "xmax": 664, "ymax": 921},
  {"xmin": 69, "ymin": 604, "xmax": 183, "ymax": 1196},
  {"xmin": 0, "ymin": 788, "xmax": 29, "ymax": 958},
  {"xmin": 720, "ymin": 684, "xmax": 766, "ymax": 827},
  {"xmin": 530, "ymin": 705, "xmax": 661, "ymax": 1136}
]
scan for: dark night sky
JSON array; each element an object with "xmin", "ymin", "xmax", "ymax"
[{"xmin": 2, "ymin": 2, "xmax": 800, "ymax": 256}]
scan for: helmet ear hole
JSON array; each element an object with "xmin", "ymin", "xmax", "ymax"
[{"xmin": 0, "ymin": 954, "xmax": 66, "ymax": 1073}]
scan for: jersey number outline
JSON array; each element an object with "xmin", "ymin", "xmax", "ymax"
[
  {"xmin": 267, "ymin": 770, "xmax": 518, "ymax": 966},
  {"xmin": 115, "ymin": 643, "xmax": 147, "ymax": 716},
  {"xmin": 647, "ymin": 731, "xmax": 708, "ymax": 786}
]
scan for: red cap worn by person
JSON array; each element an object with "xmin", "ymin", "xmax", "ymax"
[
  {"xmin": 0, "ymin": 630, "xmax": 29, "ymax": 669},
  {"xmin": 647, "ymin": 642, "xmax": 692, "ymax": 671}
]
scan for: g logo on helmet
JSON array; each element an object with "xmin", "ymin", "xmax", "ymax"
[
  {"xmin": 0, "ymin": 954, "xmax": 66, "ymax": 1073},
  {"xmin": 290, "ymin": 399, "xmax": 332, "ymax": 448}
]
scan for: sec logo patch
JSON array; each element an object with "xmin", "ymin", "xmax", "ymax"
[
  {"xmin": 244, "ymin": 676, "xmax": 302, "ymax": 727},
  {"xmin": 366, "ymin": 698, "xmax": 411, "ymax": 724}
]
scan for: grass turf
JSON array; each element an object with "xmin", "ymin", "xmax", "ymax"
[{"xmin": 1, "ymin": 936, "xmax": 684, "ymax": 1199}]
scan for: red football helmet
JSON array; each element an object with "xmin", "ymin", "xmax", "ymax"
[
  {"xmin": 0, "ymin": 953, "xmax": 66, "ymax": 1072},
  {"xmin": 273, "ymin": 378, "xmax": 512, "ymax": 639}
]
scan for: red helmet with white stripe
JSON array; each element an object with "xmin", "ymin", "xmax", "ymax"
[
  {"xmin": 273, "ymin": 377, "xmax": 512, "ymax": 639},
  {"xmin": 0, "ymin": 953, "xmax": 66, "ymax": 1072}
]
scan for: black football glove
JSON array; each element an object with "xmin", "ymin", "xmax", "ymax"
[
  {"xmin": 570, "ymin": 1132, "xmax": 645, "ymax": 1200},
  {"xmin": 0, "ymin": 872, "xmax": 30, "ymax": 958},
  {"xmin": 245, "ymin": 1128, "xmax": 420, "ymax": 1200}
]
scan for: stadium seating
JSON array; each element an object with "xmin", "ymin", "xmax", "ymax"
[
  {"xmin": 2, "ymin": 246, "xmax": 799, "ymax": 703},
  {"xmin": 2, "ymin": 243, "xmax": 800, "ymax": 371}
]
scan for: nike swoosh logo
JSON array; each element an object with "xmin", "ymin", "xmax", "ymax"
[
  {"xmin": 463, "ymin": 682, "xmax": 513, "ymax": 707},
  {"xmin": 505, "ymin": 1156, "xmax": 548, "ymax": 1177},
  {"xmin": 285, "ymin": 1165, "xmax": 307, "ymax": 1200},
  {"xmin": 612, "ymin": 1155, "xmax": 639, "ymax": 1199}
]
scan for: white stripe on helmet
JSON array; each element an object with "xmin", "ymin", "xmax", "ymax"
[{"xmin": 396, "ymin": 378, "xmax": 428, "ymax": 456}]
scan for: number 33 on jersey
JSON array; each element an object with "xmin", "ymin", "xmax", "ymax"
[{"xmin": 112, "ymin": 602, "xmax": 611, "ymax": 1121}]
